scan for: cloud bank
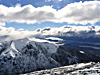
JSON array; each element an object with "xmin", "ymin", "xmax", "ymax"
[
  {"xmin": 0, "ymin": 22, "xmax": 5, "ymax": 26},
  {"xmin": 0, "ymin": 1, "xmax": 100, "ymax": 24},
  {"xmin": 35, "ymin": 25, "xmax": 100, "ymax": 38},
  {"xmin": 0, "ymin": 25, "xmax": 100, "ymax": 42},
  {"xmin": 0, "ymin": 26, "xmax": 35, "ymax": 42}
]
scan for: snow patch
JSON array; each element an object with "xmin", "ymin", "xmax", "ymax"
[
  {"xmin": 13, "ymin": 38, "xmax": 30, "ymax": 50},
  {"xmin": 79, "ymin": 51, "xmax": 85, "ymax": 54},
  {"xmin": 46, "ymin": 37, "xmax": 63, "ymax": 41}
]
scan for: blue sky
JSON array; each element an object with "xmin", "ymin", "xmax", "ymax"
[
  {"xmin": 0, "ymin": 0, "xmax": 100, "ymax": 31},
  {"xmin": 0, "ymin": 0, "xmax": 94, "ymax": 7}
]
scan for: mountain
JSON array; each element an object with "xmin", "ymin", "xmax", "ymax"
[
  {"xmin": 0, "ymin": 38, "xmax": 60, "ymax": 75},
  {"xmin": 0, "ymin": 38, "xmax": 100, "ymax": 75},
  {"xmin": 22, "ymin": 62, "xmax": 100, "ymax": 75}
]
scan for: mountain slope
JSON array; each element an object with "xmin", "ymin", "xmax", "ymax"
[
  {"xmin": 22, "ymin": 62, "xmax": 100, "ymax": 75},
  {"xmin": 0, "ymin": 38, "xmax": 100, "ymax": 75},
  {"xmin": 0, "ymin": 38, "xmax": 60, "ymax": 75},
  {"xmin": 51, "ymin": 45, "xmax": 100, "ymax": 66}
]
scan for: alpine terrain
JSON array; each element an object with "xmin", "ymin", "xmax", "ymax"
[{"xmin": 0, "ymin": 38, "xmax": 100, "ymax": 75}]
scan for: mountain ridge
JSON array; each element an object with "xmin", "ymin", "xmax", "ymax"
[{"xmin": 0, "ymin": 38, "xmax": 100, "ymax": 75}]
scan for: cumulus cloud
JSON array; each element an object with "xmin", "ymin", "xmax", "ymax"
[
  {"xmin": 0, "ymin": 4, "xmax": 57, "ymax": 24},
  {"xmin": 0, "ymin": 22, "xmax": 5, "ymax": 26},
  {"xmin": 57, "ymin": 1, "xmax": 100, "ymax": 24},
  {"xmin": 0, "ymin": 26, "xmax": 36, "ymax": 42},
  {"xmin": 34, "ymin": 25, "xmax": 100, "ymax": 38},
  {"xmin": 18, "ymin": 28, "xmax": 24, "ymax": 31},
  {"xmin": 0, "ymin": 25, "xmax": 100, "ymax": 42},
  {"xmin": 0, "ymin": 1, "xmax": 100, "ymax": 24}
]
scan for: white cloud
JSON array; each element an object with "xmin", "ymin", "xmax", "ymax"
[
  {"xmin": 45, "ymin": 0, "xmax": 51, "ymax": 2},
  {"xmin": 57, "ymin": 1, "xmax": 100, "ymax": 24},
  {"xmin": 34, "ymin": 25, "xmax": 100, "ymax": 38},
  {"xmin": 0, "ymin": 25, "xmax": 100, "ymax": 42},
  {"xmin": 0, "ymin": 4, "xmax": 57, "ymax": 24},
  {"xmin": 0, "ymin": 26, "xmax": 36, "ymax": 42},
  {"xmin": 18, "ymin": 28, "xmax": 24, "ymax": 31},
  {"xmin": 0, "ymin": 1, "xmax": 100, "ymax": 24},
  {"xmin": 0, "ymin": 22, "xmax": 5, "ymax": 26},
  {"xmin": 46, "ymin": 37, "xmax": 63, "ymax": 40},
  {"xmin": 48, "ymin": 0, "xmax": 51, "ymax": 2},
  {"xmin": 58, "ymin": 0, "xmax": 62, "ymax": 1}
]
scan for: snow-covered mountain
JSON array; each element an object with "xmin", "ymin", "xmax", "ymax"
[
  {"xmin": 0, "ymin": 38, "xmax": 100, "ymax": 75},
  {"xmin": 0, "ymin": 38, "xmax": 60, "ymax": 75},
  {"xmin": 22, "ymin": 62, "xmax": 100, "ymax": 75}
]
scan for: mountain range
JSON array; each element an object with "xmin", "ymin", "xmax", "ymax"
[{"xmin": 0, "ymin": 38, "xmax": 100, "ymax": 75}]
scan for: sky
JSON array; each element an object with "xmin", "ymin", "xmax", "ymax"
[{"xmin": 0, "ymin": 0, "xmax": 100, "ymax": 31}]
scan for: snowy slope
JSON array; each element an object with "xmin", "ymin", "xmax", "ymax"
[
  {"xmin": 0, "ymin": 38, "xmax": 60, "ymax": 75},
  {"xmin": 22, "ymin": 62, "xmax": 100, "ymax": 75},
  {"xmin": 1, "ymin": 41, "xmax": 19, "ymax": 58},
  {"xmin": 0, "ymin": 38, "xmax": 100, "ymax": 75},
  {"xmin": 13, "ymin": 38, "xmax": 30, "ymax": 51}
]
